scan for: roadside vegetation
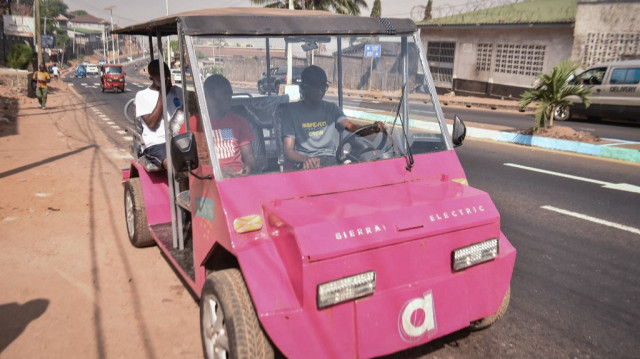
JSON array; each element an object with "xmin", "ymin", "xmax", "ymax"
[{"xmin": 519, "ymin": 59, "xmax": 591, "ymax": 131}]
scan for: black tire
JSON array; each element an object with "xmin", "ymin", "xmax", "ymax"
[
  {"xmin": 123, "ymin": 178, "xmax": 155, "ymax": 247},
  {"xmin": 200, "ymin": 269, "xmax": 274, "ymax": 359},
  {"xmin": 469, "ymin": 286, "xmax": 510, "ymax": 331},
  {"xmin": 553, "ymin": 104, "xmax": 571, "ymax": 121}
]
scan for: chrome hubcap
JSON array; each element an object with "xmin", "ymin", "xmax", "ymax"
[
  {"xmin": 125, "ymin": 190, "xmax": 135, "ymax": 237},
  {"xmin": 202, "ymin": 294, "xmax": 229, "ymax": 359}
]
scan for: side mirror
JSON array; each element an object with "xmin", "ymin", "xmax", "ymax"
[
  {"xmin": 171, "ymin": 132, "xmax": 199, "ymax": 170},
  {"xmin": 452, "ymin": 115, "xmax": 466, "ymax": 147}
]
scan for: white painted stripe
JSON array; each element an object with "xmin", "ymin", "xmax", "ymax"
[
  {"xmin": 106, "ymin": 121, "xmax": 115, "ymax": 125},
  {"xmin": 101, "ymin": 117, "xmax": 110, "ymax": 121},
  {"xmin": 110, "ymin": 125, "xmax": 120, "ymax": 129},
  {"xmin": 541, "ymin": 205, "xmax": 640, "ymax": 235},
  {"xmin": 81, "ymin": 83, "xmax": 88, "ymax": 85},
  {"xmin": 117, "ymin": 130, "xmax": 126, "ymax": 135},
  {"xmin": 505, "ymin": 163, "xmax": 640, "ymax": 194},
  {"xmin": 123, "ymin": 136, "xmax": 133, "ymax": 141},
  {"xmin": 68, "ymin": 84, "xmax": 74, "ymax": 86}
]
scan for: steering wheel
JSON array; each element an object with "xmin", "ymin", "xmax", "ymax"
[{"xmin": 336, "ymin": 124, "xmax": 388, "ymax": 163}]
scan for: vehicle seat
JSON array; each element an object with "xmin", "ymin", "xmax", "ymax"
[{"xmin": 230, "ymin": 104, "xmax": 267, "ymax": 173}]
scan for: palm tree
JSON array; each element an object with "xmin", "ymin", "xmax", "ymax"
[
  {"xmin": 251, "ymin": 0, "xmax": 368, "ymax": 16},
  {"xmin": 519, "ymin": 59, "xmax": 591, "ymax": 130}
]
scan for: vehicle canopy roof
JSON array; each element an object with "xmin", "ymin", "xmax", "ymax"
[
  {"xmin": 113, "ymin": 7, "xmax": 416, "ymax": 37},
  {"xmin": 585, "ymin": 59, "xmax": 640, "ymax": 69}
]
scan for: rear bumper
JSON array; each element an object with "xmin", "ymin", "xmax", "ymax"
[{"xmin": 257, "ymin": 232, "xmax": 516, "ymax": 358}]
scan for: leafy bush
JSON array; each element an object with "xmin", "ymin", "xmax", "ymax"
[{"xmin": 6, "ymin": 43, "xmax": 33, "ymax": 70}]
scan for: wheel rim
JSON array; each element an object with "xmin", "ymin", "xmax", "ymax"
[
  {"xmin": 554, "ymin": 105, "xmax": 568, "ymax": 120},
  {"xmin": 202, "ymin": 294, "xmax": 229, "ymax": 359},
  {"xmin": 125, "ymin": 190, "xmax": 135, "ymax": 237}
]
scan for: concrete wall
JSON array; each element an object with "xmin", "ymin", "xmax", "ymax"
[
  {"xmin": 572, "ymin": 1, "xmax": 640, "ymax": 67},
  {"xmin": 420, "ymin": 25, "xmax": 573, "ymax": 96}
]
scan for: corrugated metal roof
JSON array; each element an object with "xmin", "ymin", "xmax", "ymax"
[{"xmin": 418, "ymin": 0, "xmax": 576, "ymax": 27}]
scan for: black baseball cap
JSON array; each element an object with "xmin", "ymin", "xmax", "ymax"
[{"xmin": 301, "ymin": 65, "xmax": 328, "ymax": 87}]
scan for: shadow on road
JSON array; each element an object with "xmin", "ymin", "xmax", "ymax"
[{"xmin": 0, "ymin": 299, "xmax": 50, "ymax": 353}]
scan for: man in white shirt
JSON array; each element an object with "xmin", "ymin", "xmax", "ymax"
[
  {"xmin": 135, "ymin": 60, "xmax": 183, "ymax": 169},
  {"xmin": 51, "ymin": 64, "xmax": 59, "ymax": 80}
]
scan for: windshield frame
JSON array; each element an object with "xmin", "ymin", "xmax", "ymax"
[{"xmin": 184, "ymin": 31, "xmax": 451, "ymax": 180}]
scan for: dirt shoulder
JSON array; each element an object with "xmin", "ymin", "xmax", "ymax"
[{"xmin": 0, "ymin": 81, "xmax": 200, "ymax": 358}]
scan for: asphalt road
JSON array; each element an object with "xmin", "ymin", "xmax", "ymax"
[{"xmin": 65, "ymin": 69, "xmax": 639, "ymax": 358}]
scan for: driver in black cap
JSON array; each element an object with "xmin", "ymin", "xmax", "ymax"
[{"xmin": 281, "ymin": 65, "xmax": 385, "ymax": 169}]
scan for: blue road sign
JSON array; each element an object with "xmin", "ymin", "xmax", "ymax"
[{"xmin": 364, "ymin": 44, "xmax": 381, "ymax": 58}]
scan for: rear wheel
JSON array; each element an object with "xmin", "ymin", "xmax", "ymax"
[
  {"xmin": 553, "ymin": 104, "xmax": 571, "ymax": 121},
  {"xmin": 469, "ymin": 286, "xmax": 510, "ymax": 331},
  {"xmin": 200, "ymin": 269, "xmax": 274, "ymax": 359},
  {"xmin": 124, "ymin": 178, "xmax": 155, "ymax": 247}
]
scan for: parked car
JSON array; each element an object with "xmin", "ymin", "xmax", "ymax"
[
  {"xmin": 86, "ymin": 64, "xmax": 99, "ymax": 76},
  {"xmin": 100, "ymin": 64, "xmax": 126, "ymax": 92},
  {"xmin": 98, "ymin": 58, "xmax": 106, "ymax": 65},
  {"xmin": 257, "ymin": 66, "xmax": 303, "ymax": 94},
  {"xmin": 555, "ymin": 59, "xmax": 640, "ymax": 122},
  {"xmin": 74, "ymin": 65, "xmax": 87, "ymax": 78},
  {"xmin": 170, "ymin": 68, "xmax": 182, "ymax": 83}
]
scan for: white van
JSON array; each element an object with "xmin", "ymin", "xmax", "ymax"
[{"xmin": 554, "ymin": 60, "xmax": 640, "ymax": 122}]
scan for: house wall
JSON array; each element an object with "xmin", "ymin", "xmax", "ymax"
[
  {"xmin": 572, "ymin": 0, "xmax": 640, "ymax": 67},
  {"xmin": 420, "ymin": 25, "xmax": 573, "ymax": 97}
]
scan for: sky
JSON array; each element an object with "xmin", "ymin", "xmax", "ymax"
[{"xmin": 60, "ymin": 0, "xmax": 475, "ymax": 27}]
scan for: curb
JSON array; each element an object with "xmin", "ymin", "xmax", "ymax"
[{"xmin": 466, "ymin": 126, "xmax": 640, "ymax": 164}]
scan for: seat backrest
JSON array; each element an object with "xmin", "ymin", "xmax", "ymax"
[{"xmin": 230, "ymin": 104, "xmax": 267, "ymax": 172}]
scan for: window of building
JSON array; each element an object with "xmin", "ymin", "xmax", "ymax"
[
  {"xmin": 494, "ymin": 43, "xmax": 545, "ymax": 76},
  {"xmin": 427, "ymin": 42, "xmax": 455, "ymax": 86},
  {"xmin": 583, "ymin": 33, "xmax": 640, "ymax": 67},
  {"xmin": 476, "ymin": 43, "xmax": 492, "ymax": 72}
]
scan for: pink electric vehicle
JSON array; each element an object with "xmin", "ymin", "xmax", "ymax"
[{"xmin": 118, "ymin": 8, "xmax": 515, "ymax": 358}]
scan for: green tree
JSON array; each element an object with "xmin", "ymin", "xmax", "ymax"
[
  {"xmin": 370, "ymin": 0, "xmax": 381, "ymax": 17},
  {"xmin": 6, "ymin": 43, "xmax": 34, "ymax": 69},
  {"xmin": 519, "ymin": 59, "xmax": 591, "ymax": 130},
  {"xmin": 252, "ymin": 0, "xmax": 367, "ymax": 15},
  {"xmin": 424, "ymin": 0, "xmax": 433, "ymax": 20},
  {"xmin": 69, "ymin": 10, "xmax": 88, "ymax": 16},
  {"xmin": 40, "ymin": 0, "xmax": 69, "ymax": 35}
]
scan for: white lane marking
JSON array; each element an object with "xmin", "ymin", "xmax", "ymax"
[
  {"xmin": 101, "ymin": 117, "xmax": 110, "ymax": 121},
  {"xmin": 505, "ymin": 163, "xmax": 640, "ymax": 194},
  {"xmin": 81, "ymin": 83, "xmax": 88, "ymax": 86},
  {"xmin": 110, "ymin": 125, "xmax": 120, "ymax": 129},
  {"xmin": 541, "ymin": 205, "xmax": 640, "ymax": 235},
  {"xmin": 68, "ymin": 84, "xmax": 74, "ymax": 86},
  {"xmin": 106, "ymin": 121, "xmax": 115, "ymax": 125},
  {"xmin": 117, "ymin": 130, "xmax": 126, "ymax": 135},
  {"xmin": 123, "ymin": 136, "xmax": 133, "ymax": 141}
]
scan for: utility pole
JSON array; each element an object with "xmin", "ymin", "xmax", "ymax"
[
  {"xmin": 35, "ymin": 0, "xmax": 42, "ymax": 65},
  {"xmin": 105, "ymin": 6, "xmax": 115, "ymax": 64}
]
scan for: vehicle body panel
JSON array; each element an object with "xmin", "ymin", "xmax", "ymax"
[{"xmin": 86, "ymin": 64, "xmax": 99, "ymax": 75}]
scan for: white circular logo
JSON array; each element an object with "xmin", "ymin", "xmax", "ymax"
[{"xmin": 398, "ymin": 292, "xmax": 436, "ymax": 342}]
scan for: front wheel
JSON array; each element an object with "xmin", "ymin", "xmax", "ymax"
[
  {"xmin": 553, "ymin": 104, "xmax": 571, "ymax": 121},
  {"xmin": 469, "ymin": 286, "xmax": 510, "ymax": 331},
  {"xmin": 200, "ymin": 269, "xmax": 274, "ymax": 359},
  {"xmin": 124, "ymin": 178, "xmax": 155, "ymax": 247}
]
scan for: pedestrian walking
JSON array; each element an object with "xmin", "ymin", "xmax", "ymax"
[
  {"xmin": 52, "ymin": 64, "xmax": 59, "ymax": 80},
  {"xmin": 33, "ymin": 64, "xmax": 51, "ymax": 109}
]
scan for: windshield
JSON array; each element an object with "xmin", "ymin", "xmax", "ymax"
[
  {"xmin": 106, "ymin": 66, "xmax": 123, "ymax": 74},
  {"xmin": 186, "ymin": 34, "xmax": 448, "ymax": 179}
]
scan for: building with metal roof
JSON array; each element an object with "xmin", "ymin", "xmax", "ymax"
[{"xmin": 417, "ymin": 0, "xmax": 640, "ymax": 98}]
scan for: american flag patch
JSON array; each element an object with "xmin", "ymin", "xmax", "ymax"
[
  {"xmin": 220, "ymin": 128, "xmax": 234, "ymax": 141},
  {"xmin": 213, "ymin": 128, "xmax": 237, "ymax": 159}
]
